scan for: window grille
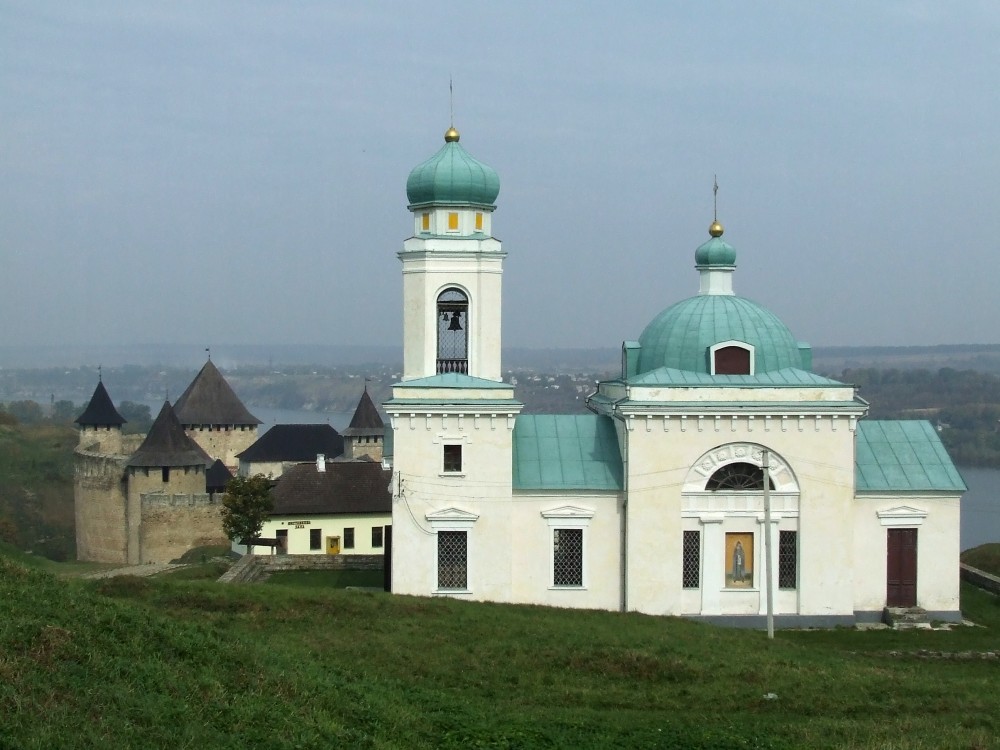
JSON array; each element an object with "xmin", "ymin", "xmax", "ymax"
[
  {"xmin": 778, "ymin": 530, "xmax": 797, "ymax": 589},
  {"xmin": 553, "ymin": 528, "xmax": 583, "ymax": 586},
  {"xmin": 309, "ymin": 528, "xmax": 321, "ymax": 550},
  {"xmin": 372, "ymin": 526, "xmax": 384, "ymax": 548},
  {"xmin": 437, "ymin": 531, "xmax": 467, "ymax": 590},
  {"xmin": 682, "ymin": 530, "xmax": 700, "ymax": 588},
  {"xmin": 344, "ymin": 527, "xmax": 355, "ymax": 549}
]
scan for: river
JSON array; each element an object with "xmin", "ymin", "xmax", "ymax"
[{"xmin": 959, "ymin": 467, "xmax": 999, "ymax": 551}]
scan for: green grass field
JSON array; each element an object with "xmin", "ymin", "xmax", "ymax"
[{"xmin": 2, "ymin": 547, "xmax": 999, "ymax": 750}]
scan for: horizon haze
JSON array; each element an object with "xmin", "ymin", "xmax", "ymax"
[{"xmin": 3, "ymin": 2, "xmax": 997, "ymax": 354}]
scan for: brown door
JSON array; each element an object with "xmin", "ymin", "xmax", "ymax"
[{"xmin": 886, "ymin": 528, "xmax": 917, "ymax": 607}]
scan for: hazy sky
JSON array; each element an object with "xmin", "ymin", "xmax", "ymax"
[{"xmin": 2, "ymin": 2, "xmax": 997, "ymax": 354}]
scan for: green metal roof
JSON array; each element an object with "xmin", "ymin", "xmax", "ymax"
[
  {"xmin": 855, "ymin": 421, "xmax": 966, "ymax": 493},
  {"xmin": 512, "ymin": 414, "xmax": 623, "ymax": 491},
  {"xmin": 695, "ymin": 236, "xmax": 736, "ymax": 266},
  {"xmin": 406, "ymin": 135, "xmax": 500, "ymax": 208},
  {"xmin": 395, "ymin": 373, "xmax": 512, "ymax": 389},
  {"xmin": 637, "ymin": 295, "xmax": 805, "ymax": 376},
  {"xmin": 627, "ymin": 366, "xmax": 846, "ymax": 387}
]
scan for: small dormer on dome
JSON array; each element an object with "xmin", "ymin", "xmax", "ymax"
[{"xmin": 406, "ymin": 126, "xmax": 500, "ymax": 210}]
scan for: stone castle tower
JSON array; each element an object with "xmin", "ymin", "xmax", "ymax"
[
  {"xmin": 73, "ymin": 361, "xmax": 259, "ymax": 564},
  {"xmin": 341, "ymin": 386, "xmax": 385, "ymax": 461}
]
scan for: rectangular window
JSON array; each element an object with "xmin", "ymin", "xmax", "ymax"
[
  {"xmin": 344, "ymin": 527, "xmax": 355, "ymax": 549},
  {"xmin": 447, "ymin": 212, "xmax": 459, "ymax": 230},
  {"xmin": 443, "ymin": 444, "xmax": 462, "ymax": 473},
  {"xmin": 309, "ymin": 528, "xmax": 322, "ymax": 550},
  {"xmin": 421, "ymin": 212, "xmax": 430, "ymax": 231},
  {"xmin": 682, "ymin": 530, "xmax": 700, "ymax": 588},
  {"xmin": 553, "ymin": 528, "xmax": 583, "ymax": 587},
  {"xmin": 475, "ymin": 212, "xmax": 483, "ymax": 230},
  {"xmin": 437, "ymin": 530, "xmax": 467, "ymax": 589},
  {"xmin": 161, "ymin": 467, "xmax": 170, "ymax": 482},
  {"xmin": 372, "ymin": 526, "xmax": 384, "ymax": 548},
  {"xmin": 778, "ymin": 530, "xmax": 797, "ymax": 589}
]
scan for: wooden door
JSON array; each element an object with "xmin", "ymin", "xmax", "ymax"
[{"xmin": 886, "ymin": 528, "xmax": 917, "ymax": 607}]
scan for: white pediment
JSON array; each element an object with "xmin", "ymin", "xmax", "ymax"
[
  {"xmin": 425, "ymin": 507, "xmax": 479, "ymax": 530},
  {"xmin": 540, "ymin": 505, "xmax": 595, "ymax": 520},
  {"xmin": 876, "ymin": 506, "xmax": 928, "ymax": 527}
]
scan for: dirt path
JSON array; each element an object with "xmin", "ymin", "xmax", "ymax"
[{"xmin": 82, "ymin": 562, "xmax": 187, "ymax": 579}]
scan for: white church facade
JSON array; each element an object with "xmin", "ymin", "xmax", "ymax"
[{"xmin": 384, "ymin": 126, "xmax": 966, "ymax": 627}]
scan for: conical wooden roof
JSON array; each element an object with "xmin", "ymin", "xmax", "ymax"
[
  {"xmin": 75, "ymin": 380, "xmax": 126, "ymax": 427},
  {"xmin": 342, "ymin": 388, "xmax": 384, "ymax": 437},
  {"xmin": 127, "ymin": 401, "xmax": 211, "ymax": 468},
  {"xmin": 173, "ymin": 360, "xmax": 260, "ymax": 426}
]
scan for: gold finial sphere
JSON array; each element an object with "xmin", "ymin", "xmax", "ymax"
[
  {"xmin": 709, "ymin": 221, "xmax": 724, "ymax": 238},
  {"xmin": 444, "ymin": 126, "xmax": 460, "ymax": 142}
]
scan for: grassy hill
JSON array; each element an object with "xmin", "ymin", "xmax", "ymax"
[
  {"xmin": 0, "ymin": 422, "xmax": 76, "ymax": 560},
  {"xmin": 2, "ymin": 552, "xmax": 999, "ymax": 749}
]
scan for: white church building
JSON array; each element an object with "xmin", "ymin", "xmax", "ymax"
[{"xmin": 384, "ymin": 125, "xmax": 966, "ymax": 627}]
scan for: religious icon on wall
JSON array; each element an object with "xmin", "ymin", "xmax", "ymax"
[{"xmin": 725, "ymin": 532, "xmax": 753, "ymax": 588}]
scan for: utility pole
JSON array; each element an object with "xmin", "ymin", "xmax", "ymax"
[{"xmin": 763, "ymin": 449, "xmax": 774, "ymax": 639}]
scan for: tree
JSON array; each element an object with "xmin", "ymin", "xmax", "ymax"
[{"xmin": 221, "ymin": 474, "xmax": 273, "ymax": 555}]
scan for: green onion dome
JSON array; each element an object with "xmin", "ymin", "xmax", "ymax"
[
  {"xmin": 406, "ymin": 127, "xmax": 500, "ymax": 209},
  {"xmin": 694, "ymin": 236, "xmax": 737, "ymax": 266}
]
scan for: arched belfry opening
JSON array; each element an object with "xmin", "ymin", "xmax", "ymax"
[{"xmin": 437, "ymin": 288, "xmax": 469, "ymax": 374}]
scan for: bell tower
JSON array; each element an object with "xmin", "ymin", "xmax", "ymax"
[{"xmin": 399, "ymin": 126, "xmax": 505, "ymax": 381}]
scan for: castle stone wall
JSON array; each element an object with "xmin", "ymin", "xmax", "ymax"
[
  {"xmin": 126, "ymin": 466, "xmax": 208, "ymax": 564},
  {"xmin": 186, "ymin": 425, "xmax": 259, "ymax": 470},
  {"xmin": 74, "ymin": 450, "xmax": 128, "ymax": 563},
  {"xmin": 138, "ymin": 492, "xmax": 227, "ymax": 563}
]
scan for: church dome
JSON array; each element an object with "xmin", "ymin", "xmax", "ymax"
[
  {"xmin": 636, "ymin": 295, "xmax": 802, "ymax": 375},
  {"xmin": 406, "ymin": 127, "xmax": 500, "ymax": 209},
  {"xmin": 635, "ymin": 222, "xmax": 804, "ymax": 376}
]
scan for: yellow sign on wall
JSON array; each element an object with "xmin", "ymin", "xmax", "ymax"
[{"xmin": 326, "ymin": 536, "xmax": 341, "ymax": 555}]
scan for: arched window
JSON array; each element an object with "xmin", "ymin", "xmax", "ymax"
[
  {"xmin": 437, "ymin": 288, "xmax": 468, "ymax": 374},
  {"xmin": 705, "ymin": 462, "xmax": 775, "ymax": 491}
]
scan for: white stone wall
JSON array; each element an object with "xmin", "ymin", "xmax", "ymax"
[
  {"xmin": 623, "ymin": 415, "xmax": 857, "ymax": 618},
  {"xmin": 389, "ymin": 407, "xmax": 518, "ymax": 600},
  {"xmin": 852, "ymin": 493, "xmax": 962, "ymax": 614},
  {"xmin": 398, "ymin": 244, "xmax": 505, "ymax": 381}
]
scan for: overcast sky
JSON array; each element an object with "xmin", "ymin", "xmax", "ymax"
[{"xmin": 2, "ymin": 1, "xmax": 997, "ymax": 356}]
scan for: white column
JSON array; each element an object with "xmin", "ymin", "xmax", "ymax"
[{"xmin": 700, "ymin": 515, "xmax": 725, "ymax": 614}]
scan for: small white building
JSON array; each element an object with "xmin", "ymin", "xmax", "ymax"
[
  {"xmin": 385, "ymin": 126, "xmax": 966, "ymax": 627},
  {"xmin": 232, "ymin": 457, "xmax": 391, "ymax": 556}
]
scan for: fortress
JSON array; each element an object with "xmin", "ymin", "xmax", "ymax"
[{"xmin": 73, "ymin": 360, "xmax": 260, "ymax": 564}]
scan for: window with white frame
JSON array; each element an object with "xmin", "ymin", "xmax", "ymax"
[
  {"xmin": 552, "ymin": 528, "xmax": 583, "ymax": 586},
  {"xmin": 443, "ymin": 444, "xmax": 462, "ymax": 473},
  {"xmin": 436, "ymin": 530, "xmax": 467, "ymax": 590},
  {"xmin": 426, "ymin": 507, "xmax": 479, "ymax": 594},
  {"xmin": 541, "ymin": 506, "xmax": 594, "ymax": 590}
]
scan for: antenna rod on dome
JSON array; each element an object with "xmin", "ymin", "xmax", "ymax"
[
  {"xmin": 98, "ymin": 364, "xmax": 102, "ymax": 382},
  {"xmin": 713, "ymin": 175, "xmax": 719, "ymax": 222},
  {"xmin": 449, "ymin": 76, "xmax": 454, "ymax": 127},
  {"xmin": 205, "ymin": 346, "xmax": 211, "ymax": 361}
]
